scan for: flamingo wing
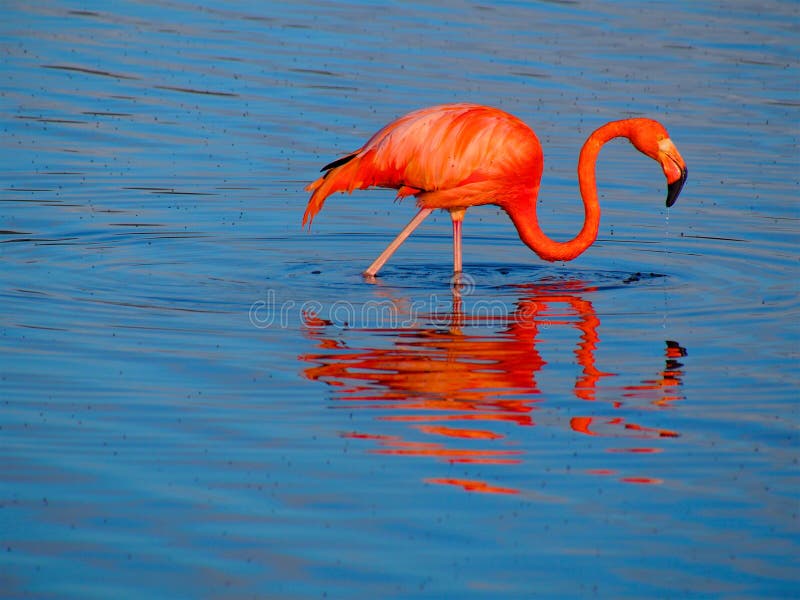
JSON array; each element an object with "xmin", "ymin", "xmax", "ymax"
[{"xmin": 303, "ymin": 103, "xmax": 541, "ymax": 227}]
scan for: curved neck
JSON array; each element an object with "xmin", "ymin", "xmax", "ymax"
[{"xmin": 509, "ymin": 120, "xmax": 635, "ymax": 262}]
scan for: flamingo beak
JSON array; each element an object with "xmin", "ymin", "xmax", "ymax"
[
  {"xmin": 666, "ymin": 165, "xmax": 687, "ymax": 208},
  {"xmin": 659, "ymin": 138, "xmax": 687, "ymax": 208}
]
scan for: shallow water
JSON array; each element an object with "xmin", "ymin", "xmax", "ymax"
[{"xmin": 2, "ymin": 1, "xmax": 799, "ymax": 597}]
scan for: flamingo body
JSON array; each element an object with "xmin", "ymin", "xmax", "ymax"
[
  {"xmin": 305, "ymin": 104, "xmax": 540, "ymax": 222},
  {"xmin": 305, "ymin": 103, "xmax": 687, "ymax": 276}
]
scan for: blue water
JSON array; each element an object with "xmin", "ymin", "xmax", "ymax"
[{"xmin": 2, "ymin": 1, "xmax": 798, "ymax": 597}]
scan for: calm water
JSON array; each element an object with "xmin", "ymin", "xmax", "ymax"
[{"xmin": 2, "ymin": 1, "xmax": 798, "ymax": 597}]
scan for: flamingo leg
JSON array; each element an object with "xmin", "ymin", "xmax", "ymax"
[
  {"xmin": 450, "ymin": 208, "xmax": 466, "ymax": 275},
  {"xmin": 363, "ymin": 208, "xmax": 433, "ymax": 277},
  {"xmin": 452, "ymin": 217, "xmax": 463, "ymax": 274}
]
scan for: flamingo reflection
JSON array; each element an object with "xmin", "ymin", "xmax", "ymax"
[{"xmin": 300, "ymin": 280, "xmax": 686, "ymax": 494}]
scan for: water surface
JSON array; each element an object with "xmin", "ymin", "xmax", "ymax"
[{"xmin": 2, "ymin": 1, "xmax": 798, "ymax": 597}]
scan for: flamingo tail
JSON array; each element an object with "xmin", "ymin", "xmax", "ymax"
[{"xmin": 303, "ymin": 152, "xmax": 362, "ymax": 227}]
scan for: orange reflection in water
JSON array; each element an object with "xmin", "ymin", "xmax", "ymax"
[{"xmin": 300, "ymin": 281, "xmax": 686, "ymax": 494}]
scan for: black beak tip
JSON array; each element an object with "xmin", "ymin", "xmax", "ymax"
[{"xmin": 666, "ymin": 167, "xmax": 688, "ymax": 208}]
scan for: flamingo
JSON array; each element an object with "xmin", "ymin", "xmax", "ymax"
[{"xmin": 304, "ymin": 103, "xmax": 687, "ymax": 277}]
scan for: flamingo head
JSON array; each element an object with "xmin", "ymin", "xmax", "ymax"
[{"xmin": 628, "ymin": 119, "xmax": 688, "ymax": 208}]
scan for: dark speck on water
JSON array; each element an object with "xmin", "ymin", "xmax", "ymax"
[
  {"xmin": 1, "ymin": 0, "xmax": 798, "ymax": 598},
  {"xmin": 622, "ymin": 272, "xmax": 665, "ymax": 284}
]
